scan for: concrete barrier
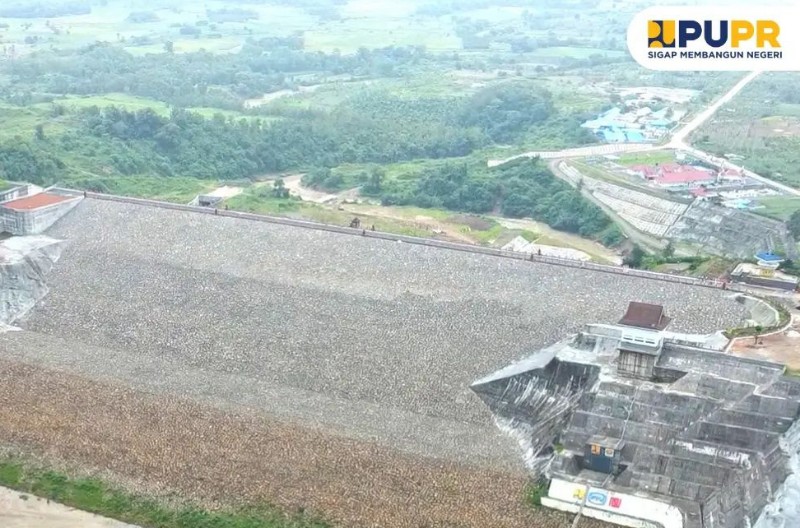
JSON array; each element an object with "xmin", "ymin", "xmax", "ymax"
[{"xmin": 53, "ymin": 188, "xmax": 745, "ymax": 292}]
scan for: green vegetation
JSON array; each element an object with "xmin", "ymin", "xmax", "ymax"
[
  {"xmin": 0, "ymin": 1, "xmax": 90, "ymax": 18},
  {"xmin": 615, "ymin": 151, "xmax": 676, "ymax": 166},
  {"xmin": 65, "ymin": 176, "xmax": 216, "ymax": 203},
  {"xmin": 724, "ymin": 297, "xmax": 790, "ymax": 339},
  {"xmin": 624, "ymin": 243, "xmax": 713, "ymax": 273},
  {"xmin": 0, "ymin": 0, "xmax": 723, "ymax": 255},
  {"xmin": 4, "ymin": 42, "xmax": 426, "ymax": 109},
  {"xmin": 525, "ymin": 480, "xmax": 549, "ymax": 508},
  {"xmin": 225, "ymin": 189, "xmax": 432, "ymax": 238},
  {"xmin": 787, "ymin": 210, "xmax": 800, "ymax": 238},
  {"xmin": 0, "ymin": 457, "xmax": 328, "ymax": 528},
  {"xmin": 779, "ymin": 258, "xmax": 800, "ymax": 277},
  {"xmin": 694, "ymin": 73, "xmax": 800, "ymax": 188},
  {"xmin": 370, "ymin": 158, "xmax": 613, "ymax": 239},
  {"xmin": 757, "ymin": 196, "xmax": 800, "ymax": 222},
  {"xmin": 459, "ymin": 82, "xmax": 554, "ymax": 143}
]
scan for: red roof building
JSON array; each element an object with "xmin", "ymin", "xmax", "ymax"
[
  {"xmin": 631, "ymin": 163, "xmax": 716, "ymax": 186},
  {"xmin": 631, "ymin": 165, "xmax": 659, "ymax": 179},
  {"xmin": 720, "ymin": 168, "xmax": 743, "ymax": 178},
  {"xmin": 618, "ymin": 301, "xmax": 672, "ymax": 330},
  {"xmin": 2, "ymin": 193, "xmax": 71, "ymax": 211},
  {"xmin": 656, "ymin": 169, "xmax": 716, "ymax": 185}
]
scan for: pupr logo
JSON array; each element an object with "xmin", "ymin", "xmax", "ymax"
[
  {"xmin": 648, "ymin": 19, "xmax": 779, "ymax": 49},
  {"xmin": 628, "ymin": 7, "xmax": 799, "ymax": 71},
  {"xmin": 648, "ymin": 20, "xmax": 676, "ymax": 48}
]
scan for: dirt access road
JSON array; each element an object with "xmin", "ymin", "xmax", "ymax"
[
  {"xmin": 280, "ymin": 174, "xmax": 621, "ymax": 260},
  {"xmin": 730, "ymin": 305, "xmax": 800, "ymax": 368}
]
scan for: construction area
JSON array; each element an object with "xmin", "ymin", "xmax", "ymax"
[
  {"xmin": 0, "ymin": 191, "xmax": 780, "ymax": 528},
  {"xmin": 580, "ymin": 87, "xmax": 695, "ymax": 143},
  {"xmin": 472, "ymin": 301, "xmax": 800, "ymax": 528},
  {"xmin": 558, "ymin": 160, "xmax": 797, "ymax": 260}
]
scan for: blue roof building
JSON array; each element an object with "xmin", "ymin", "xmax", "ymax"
[
  {"xmin": 649, "ymin": 118, "xmax": 672, "ymax": 128},
  {"xmin": 625, "ymin": 130, "xmax": 646, "ymax": 142},
  {"xmin": 755, "ymin": 251, "xmax": 785, "ymax": 268}
]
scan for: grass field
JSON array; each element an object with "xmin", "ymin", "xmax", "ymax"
[
  {"xmin": 40, "ymin": 94, "xmax": 173, "ymax": 115},
  {"xmin": 226, "ymin": 191, "xmax": 434, "ymax": 237},
  {"xmin": 534, "ymin": 76, "xmax": 609, "ymax": 112},
  {"xmin": 615, "ymin": 150, "xmax": 676, "ymax": 166},
  {"xmin": 0, "ymin": 457, "xmax": 328, "ymax": 528},
  {"xmin": 38, "ymin": 94, "xmax": 261, "ymax": 122},
  {"xmin": 755, "ymin": 196, "xmax": 800, "ymax": 221},
  {"xmin": 531, "ymin": 46, "xmax": 627, "ymax": 59},
  {"xmin": 693, "ymin": 72, "xmax": 800, "ymax": 188},
  {"xmin": 303, "ymin": 17, "xmax": 461, "ymax": 53},
  {"xmin": 0, "ymin": 104, "xmax": 73, "ymax": 140},
  {"xmin": 63, "ymin": 175, "xmax": 218, "ymax": 203}
]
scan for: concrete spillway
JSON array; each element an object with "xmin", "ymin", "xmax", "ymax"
[
  {"xmin": 754, "ymin": 419, "xmax": 800, "ymax": 528},
  {"xmin": 0, "ymin": 235, "xmax": 64, "ymax": 324},
  {"xmin": 473, "ymin": 309, "xmax": 800, "ymax": 528}
]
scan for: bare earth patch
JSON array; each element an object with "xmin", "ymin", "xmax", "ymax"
[
  {"xmin": 729, "ymin": 311, "xmax": 800, "ymax": 369},
  {"xmin": 445, "ymin": 214, "xmax": 495, "ymax": 231},
  {"xmin": 0, "ymin": 361, "xmax": 608, "ymax": 528},
  {"xmin": 754, "ymin": 117, "xmax": 800, "ymax": 138},
  {"xmin": 0, "ymin": 486, "xmax": 136, "ymax": 528}
]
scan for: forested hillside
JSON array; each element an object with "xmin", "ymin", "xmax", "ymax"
[{"xmin": 0, "ymin": 0, "xmax": 732, "ymax": 251}]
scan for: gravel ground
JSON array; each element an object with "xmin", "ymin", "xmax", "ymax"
[
  {"xmin": 26, "ymin": 200, "xmax": 747, "ymax": 423},
  {"xmin": 0, "ymin": 360, "xmax": 610, "ymax": 528},
  {"xmin": 0, "ymin": 199, "xmax": 750, "ymax": 526},
  {"xmin": 19, "ymin": 200, "xmax": 749, "ymax": 452}
]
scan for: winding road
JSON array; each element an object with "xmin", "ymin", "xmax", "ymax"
[{"xmin": 667, "ymin": 70, "xmax": 762, "ymax": 149}]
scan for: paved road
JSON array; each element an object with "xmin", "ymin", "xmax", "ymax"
[
  {"xmin": 488, "ymin": 143, "xmax": 656, "ymax": 167},
  {"xmin": 663, "ymin": 70, "xmax": 800, "ymax": 198},
  {"xmin": 667, "ymin": 70, "xmax": 762, "ymax": 149}
]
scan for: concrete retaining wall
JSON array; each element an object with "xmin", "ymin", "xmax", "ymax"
[
  {"xmin": 53, "ymin": 188, "xmax": 747, "ymax": 292},
  {"xmin": 0, "ymin": 196, "xmax": 83, "ymax": 235},
  {"xmin": 735, "ymin": 295, "xmax": 781, "ymax": 327},
  {"xmin": 0, "ymin": 185, "xmax": 32, "ymax": 203}
]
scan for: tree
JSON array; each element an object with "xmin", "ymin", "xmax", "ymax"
[
  {"xmin": 662, "ymin": 241, "xmax": 675, "ymax": 258},
  {"xmin": 272, "ymin": 178, "xmax": 289, "ymax": 198},
  {"xmin": 788, "ymin": 210, "xmax": 800, "ymax": 239},
  {"xmin": 623, "ymin": 246, "xmax": 646, "ymax": 268},
  {"xmin": 363, "ymin": 167, "xmax": 384, "ymax": 195},
  {"xmin": 459, "ymin": 83, "xmax": 554, "ymax": 143},
  {"xmin": 754, "ymin": 325, "xmax": 764, "ymax": 345}
]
